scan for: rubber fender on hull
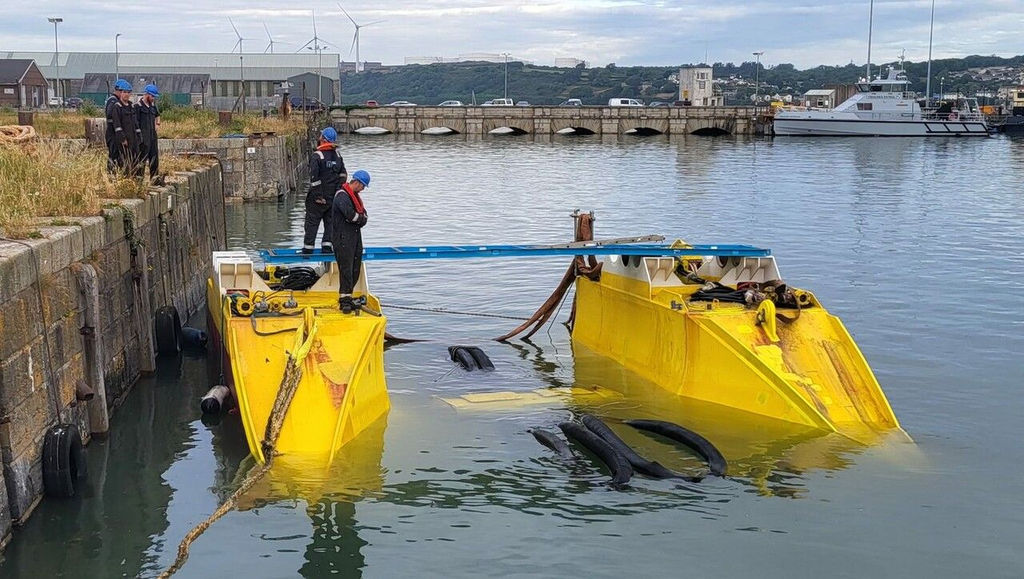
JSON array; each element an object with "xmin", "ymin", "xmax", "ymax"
[
  {"xmin": 154, "ymin": 305, "xmax": 182, "ymax": 355},
  {"xmin": 580, "ymin": 414, "xmax": 701, "ymax": 482},
  {"xmin": 626, "ymin": 419, "xmax": 728, "ymax": 476},
  {"xmin": 43, "ymin": 424, "xmax": 87, "ymax": 498},
  {"xmin": 529, "ymin": 428, "xmax": 574, "ymax": 458},
  {"xmin": 448, "ymin": 346, "xmax": 494, "ymax": 371},
  {"xmin": 200, "ymin": 385, "xmax": 231, "ymax": 414},
  {"xmin": 181, "ymin": 326, "xmax": 209, "ymax": 349},
  {"xmin": 558, "ymin": 422, "xmax": 633, "ymax": 485}
]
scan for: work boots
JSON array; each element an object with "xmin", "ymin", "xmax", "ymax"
[{"xmin": 339, "ymin": 295, "xmax": 355, "ymax": 314}]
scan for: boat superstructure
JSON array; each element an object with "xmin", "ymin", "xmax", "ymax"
[
  {"xmin": 774, "ymin": 68, "xmax": 989, "ymax": 136},
  {"xmin": 571, "ymin": 246, "xmax": 904, "ymax": 443},
  {"xmin": 207, "ymin": 251, "xmax": 389, "ymax": 464}
]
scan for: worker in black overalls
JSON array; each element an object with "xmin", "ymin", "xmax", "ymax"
[
  {"xmin": 135, "ymin": 84, "xmax": 161, "ymax": 183},
  {"xmin": 331, "ymin": 170, "xmax": 371, "ymax": 313},
  {"xmin": 108, "ymin": 80, "xmax": 142, "ymax": 176},
  {"xmin": 105, "ymin": 79, "xmax": 134, "ymax": 173},
  {"xmin": 302, "ymin": 127, "xmax": 347, "ymax": 254}
]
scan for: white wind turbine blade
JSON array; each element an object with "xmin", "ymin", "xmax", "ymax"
[{"xmin": 337, "ymin": 2, "xmax": 359, "ymax": 27}]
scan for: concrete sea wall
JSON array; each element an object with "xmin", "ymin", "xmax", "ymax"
[
  {"xmin": 0, "ymin": 164, "xmax": 226, "ymax": 549},
  {"xmin": 159, "ymin": 135, "xmax": 307, "ymax": 201}
]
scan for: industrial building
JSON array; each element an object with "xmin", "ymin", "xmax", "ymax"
[
  {"xmin": 678, "ymin": 66, "xmax": 723, "ymax": 106},
  {"xmin": 0, "ymin": 51, "xmax": 342, "ymax": 109},
  {"xmin": 0, "ymin": 59, "xmax": 48, "ymax": 108}
]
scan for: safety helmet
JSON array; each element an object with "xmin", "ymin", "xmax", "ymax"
[
  {"xmin": 114, "ymin": 79, "xmax": 132, "ymax": 91},
  {"xmin": 320, "ymin": 127, "xmax": 338, "ymax": 143},
  {"xmin": 352, "ymin": 170, "xmax": 371, "ymax": 187},
  {"xmin": 145, "ymin": 84, "xmax": 160, "ymax": 97}
]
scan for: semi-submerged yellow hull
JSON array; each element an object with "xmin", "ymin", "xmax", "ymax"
[
  {"xmin": 208, "ymin": 253, "xmax": 390, "ymax": 465},
  {"xmin": 571, "ymin": 254, "xmax": 903, "ymax": 444}
]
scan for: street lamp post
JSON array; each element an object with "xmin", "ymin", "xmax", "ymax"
[
  {"xmin": 753, "ymin": 51, "xmax": 764, "ymax": 105},
  {"xmin": 48, "ymin": 17, "xmax": 63, "ymax": 107},
  {"xmin": 503, "ymin": 53, "xmax": 509, "ymax": 100},
  {"xmin": 240, "ymin": 56, "xmax": 246, "ymax": 114},
  {"xmin": 939, "ymin": 76, "xmax": 945, "ymax": 103},
  {"xmin": 115, "ymin": 33, "xmax": 121, "ymax": 80}
]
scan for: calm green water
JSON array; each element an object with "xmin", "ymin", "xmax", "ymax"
[{"xmin": 2, "ymin": 134, "xmax": 1023, "ymax": 578}]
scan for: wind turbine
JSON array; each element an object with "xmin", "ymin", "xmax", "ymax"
[
  {"xmin": 263, "ymin": 23, "xmax": 279, "ymax": 54},
  {"xmin": 337, "ymin": 3, "xmax": 385, "ymax": 73},
  {"xmin": 228, "ymin": 18, "xmax": 250, "ymax": 54},
  {"xmin": 296, "ymin": 11, "xmax": 341, "ymax": 105}
]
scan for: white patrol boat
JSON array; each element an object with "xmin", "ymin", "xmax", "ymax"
[{"xmin": 774, "ymin": 68, "xmax": 989, "ymax": 137}]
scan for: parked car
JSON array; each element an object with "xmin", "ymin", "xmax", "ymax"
[
  {"xmin": 48, "ymin": 96, "xmax": 61, "ymax": 107},
  {"xmin": 608, "ymin": 98, "xmax": 644, "ymax": 107},
  {"xmin": 387, "ymin": 100, "xmax": 416, "ymax": 106},
  {"xmin": 482, "ymin": 98, "xmax": 514, "ymax": 107},
  {"xmin": 648, "ymin": 101, "xmax": 670, "ymax": 107},
  {"xmin": 438, "ymin": 100, "xmax": 464, "ymax": 107},
  {"xmin": 64, "ymin": 97, "xmax": 83, "ymax": 109},
  {"xmin": 289, "ymin": 96, "xmax": 325, "ymax": 111},
  {"xmin": 559, "ymin": 99, "xmax": 583, "ymax": 106},
  {"xmin": 365, "ymin": 100, "xmax": 379, "ymax": 107},
  {"xmin": 515, "ymin": 100, "xmax": 530, "ymax": 107}
]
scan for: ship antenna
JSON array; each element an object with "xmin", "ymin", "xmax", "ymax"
[
  {"xmin": 925, "ymin": 0, "xmax": 936, "ymax": 107},
  {"xmin": 866, "ymin": 0, "xmax": 874, "ymax": 80}
]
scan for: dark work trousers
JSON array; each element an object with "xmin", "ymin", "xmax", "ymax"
[
  {"xmin": 303, "ymin": 198, "xmax": 334, "ymax": 250},
  {"xmin": 332, "ymin": 228, "xmax": 363, "ymax": 296},
  {"xmin": 140, "ymin": 138, "xmax": 159, "ymax": 179}
]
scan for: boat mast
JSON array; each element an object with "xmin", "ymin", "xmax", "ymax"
[
  {"xmin": 925, "ymin": 0, "xmax": 936, "ymax": 106},
  {"xmin": 866, "ymin": 0, "xmax": 874, "ymax": 80}
]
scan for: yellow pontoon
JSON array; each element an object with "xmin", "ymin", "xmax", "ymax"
[
  {"xmin": 572, "ymin": 248, "xmax": 904, "ymax": 444},
  {"xmin": 207, "ymin": 252, "xmax": 389, "ymax": 464}
]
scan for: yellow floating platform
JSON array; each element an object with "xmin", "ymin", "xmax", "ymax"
[
  {"xmin": 571, "ymin": 251, "xmax": 904, "ymax": 444},
  {"xmin": 208, "ymin": 252, "xmax": 390, "ymax": 465}
]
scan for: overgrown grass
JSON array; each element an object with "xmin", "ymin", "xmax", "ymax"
[
  {"xmin": 0, "ymin": 107, "xmax": 309, "ymax": 139},
  {"xmin": 0, "ymin": 142, "xmax": 213, "ymax": 238}
]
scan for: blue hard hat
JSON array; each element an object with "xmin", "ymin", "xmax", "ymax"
[
  {"xmin": 320, "ymin": 127, "xmax": 338, "ymax": 143},
  {"xmin": 114, "ymin": 79, "xmax": 132, "ymax": 91},
  {"xmin": 352, "ymin": 170, "xmax": 371, "ymax": 187},
  {"xmin": 145, "ymin": 84, "xmax": 160, "ymax": 97}
]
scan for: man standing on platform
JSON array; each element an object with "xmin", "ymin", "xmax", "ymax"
[
  {"xmin": 104, "ymin": 79, "xmax": 134, "ymax": 173},
  {"xmin": 302, "ymin": 127, "xmax": 347, "ymax": 254},
  {"xmin": 331, "ymin": 170, "xmax": 370, "ymax": 313},
  {"xmin": 135, "ymin": 84, "xmax": 161, "ymax": 184}
]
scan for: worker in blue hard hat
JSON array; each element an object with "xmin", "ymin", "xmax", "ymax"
[
  {"xmin": 135, "ymin": 84, "xmax": 162, "ymax": 183},
  {"xmin": 331, "ymin": 169, "xmax": 371, "ymax": 313},
  {"xmin": 105, "ymin": 79, "xmax": 134, "ymax": 172},
  {"xmin": 301, "ymin": 126, "xmax": 347, "ymax": 254},
  {"xmin": 105, "ymin": 78, "xmax": 142, "ymax": 176}
]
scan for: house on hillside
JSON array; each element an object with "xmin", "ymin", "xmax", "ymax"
[{"xmin": 0, "ymin": 59, "xmax": 48, "ymax": 109}]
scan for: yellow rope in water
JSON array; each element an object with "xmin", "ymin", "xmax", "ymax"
[{"xmin": 158, "ymin": 316, "xmax": 316, "ymax": 578}]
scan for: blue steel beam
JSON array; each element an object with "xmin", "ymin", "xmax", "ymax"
[{"xmin": 259, "ymin": 243, "xmax": 771, "ymax": 264}]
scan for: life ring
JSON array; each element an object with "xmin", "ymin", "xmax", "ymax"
[
  {"xmin": 155, "ymin": 305, "xmax": 183, "ymax": 355},
  {"xmin": 948, "ymin": 112, "xmax": 959, "ymax": 121},
  {"xmin": 43, "ymin": 424, "xmax": 87, "ymax": 498}
]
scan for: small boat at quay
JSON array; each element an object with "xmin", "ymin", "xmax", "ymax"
[{"xmin": 774, "ymin": 67, "xmax": 989, "ymax": 137}]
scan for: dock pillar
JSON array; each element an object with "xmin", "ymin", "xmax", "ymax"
[{"xmin": 76, "ymin": 263, "xmax": 109, "ymax": 435}]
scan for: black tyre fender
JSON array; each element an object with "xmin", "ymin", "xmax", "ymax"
[
  {"xmin": 448, "ymin": 346, "xmax": 479, "ymax": 370},
  {"xmin": 155, "ymin": 305, "xmax": 182, "ymax": 355},
  {"xmin": 464, "ymin": 346, "xmax": 495, "ymax": 371},
  {"xmin": 43, "ymin": 424, "xmax": 86, "ymax": 498}
]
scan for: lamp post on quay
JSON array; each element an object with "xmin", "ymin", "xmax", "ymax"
[
  {"xmin": 752, "ymin": 51, "xmax": 764, "ymax": 106},
  {"xmin": 115, "ymin": 33, "xmax": 121, "ymax": 80},
  {"xmin": 48, "ymin": 17, "xmax": 63, "ymax": 107}
]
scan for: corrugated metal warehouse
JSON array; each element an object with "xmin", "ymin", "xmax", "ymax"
[{"xmin": 0, "ymin": 51, "xmax": 342, "ymax": 109}]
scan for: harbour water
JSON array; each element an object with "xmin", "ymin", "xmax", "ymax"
[{"xmin": 2, "ymin": 134, "xmax": 1023, "ymax": 578}]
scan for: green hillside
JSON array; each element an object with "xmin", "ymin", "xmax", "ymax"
[{"xmin": 338, "ymin": 55, "xmax": 1024, "ymax": 106}]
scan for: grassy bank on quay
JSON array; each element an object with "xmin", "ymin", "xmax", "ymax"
[
  {"xmin": 0, "ymin": 141, "xmax": 209, "ymax": 238},
  {"xmin": 0, "ymin": 106, "xmax": 308, "ymax": 139}
]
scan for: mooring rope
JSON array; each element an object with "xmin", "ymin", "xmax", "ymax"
[
  {"xmin": 158, "ymin": 321, "xmax": 314, "ymax": 578},
  {"xmin": 0, "ymin": 125, "xmax": 37, "ymax": 144},
  {"xmin": 381, "ymin": 302, "xmax": 529, "ymax": 321}
]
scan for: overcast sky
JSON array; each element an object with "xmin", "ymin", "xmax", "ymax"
[{"xmin": 4, "ymin": 1, "xmax": 1023, "ymax": 68}]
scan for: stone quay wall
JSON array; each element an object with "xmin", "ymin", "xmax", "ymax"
[
  {"xmin": 159, "ymin": 135, "xmax": 307, "ymax": 201},
  {"xmin": 0, "ymin": 163, "xmax": 226, "ymax": 549}
]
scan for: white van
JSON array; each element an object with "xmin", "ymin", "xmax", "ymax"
[
  {"xmin": 482, "ymin": 98, "xmax": 514, "ymax": 107},
  {"xmin": 608, "ymin": 98, "xmax": 644, "ymax": 107}
]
